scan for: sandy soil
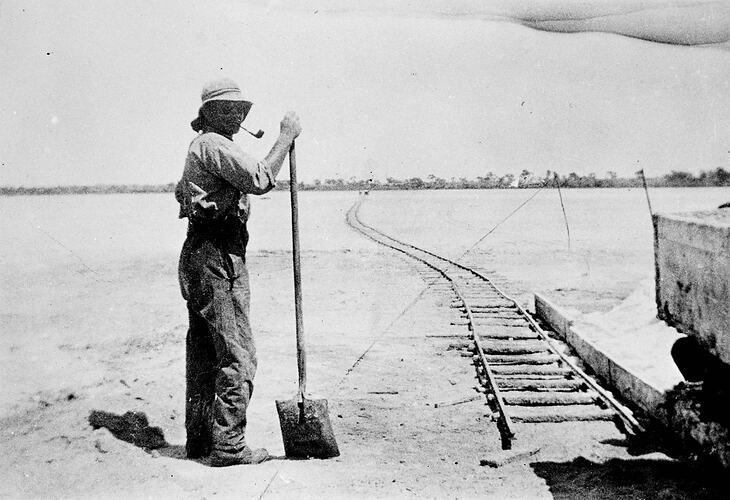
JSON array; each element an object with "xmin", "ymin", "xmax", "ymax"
[{"xmin": 1, "ymin": 193, "xmax": 726, "ymax": 498}]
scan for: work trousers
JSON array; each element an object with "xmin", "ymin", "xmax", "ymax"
[{"xmin": 178, "ymin": 231, "xmax": 256, "ymax": 458}]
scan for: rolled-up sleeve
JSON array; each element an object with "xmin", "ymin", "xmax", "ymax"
[{"xmin": 198, "ymin": 135, "xmax": 276, "ymax": 195}]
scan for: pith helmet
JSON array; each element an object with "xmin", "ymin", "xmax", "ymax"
[
  {"xmin": 191, "ymin": 77, "xmax": 253, "ymax": 131},
  {"xmin": 200, "ymin": 77, "xmax": 252, "ymax": 107}
]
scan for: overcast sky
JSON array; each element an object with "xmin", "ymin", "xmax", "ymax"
[{"xmin": 1, "ymin": 0, "xmax": 729, "ymax": 186}]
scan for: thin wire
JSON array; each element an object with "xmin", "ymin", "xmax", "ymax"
[
  {"xmin": 34, "ymin": 225, "xmax": 112, "ymax": 283},
  {"xmin": 459, "ymin": 183, "xmax": 548, "ymax": 260},
  {"xmin": 335, "ymin": 284, "xmax": 430, "ymax": 388},
  {"xmin": 553, "ymin": 172, "xmax": 571, "ymax": 250}
]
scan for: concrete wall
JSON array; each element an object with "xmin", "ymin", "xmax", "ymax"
[
  {"xmin": 654, "ymin": 210, "xmax": 730, "ymax": 366},
  {"xmin": 534, "ymin": 293, "xmax": 669, "ymax": 416}
]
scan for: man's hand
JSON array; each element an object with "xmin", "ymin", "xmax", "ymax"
[
  {"xmin": 280, "ymin": 111, "xmax": 302, "ymax": 140},
  {"xmin": 188, "ymin": 182, "xmax": 218, "ymax": 211},
  {"xmin": 262, "ymin": 112, "xmax": 302, "ymax": 180}
]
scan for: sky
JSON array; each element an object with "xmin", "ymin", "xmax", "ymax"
[{"xmin": 1, "ymin": 0, "xmax": 729, "ymax": 186}]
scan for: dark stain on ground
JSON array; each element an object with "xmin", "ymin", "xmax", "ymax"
[{"xmin": 88, "ymin": 410, "xmax": 167, "ymax": 449}]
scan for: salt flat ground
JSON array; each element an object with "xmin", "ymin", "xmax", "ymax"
[
  {"xmin": 359, "ymin": 187, "xmax": 729, "ymax": 310},
  {"xmin": 1, "ymin": 188, "xmax": 727, "ymax": 498}
]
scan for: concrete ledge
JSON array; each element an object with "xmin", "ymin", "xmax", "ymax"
[
  {"xmin": 534, "ymin": 294, "xmax": 573, "ymax": 338},
  {"xmin": 534, "ymin": 292, "xmax": 678, "ymax": 418}
]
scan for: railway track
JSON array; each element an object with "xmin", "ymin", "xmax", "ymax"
[{"xmin": 346, "ymin": 197, "xmax": 643, "ymax": 450}]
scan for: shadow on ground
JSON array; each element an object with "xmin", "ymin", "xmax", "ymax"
[
  {"xmin": 87, "ymin": 410, "xmax": 288, "ymax": 464},
  {"xmin": 88, "ymin": 410, "xmax": 210, "ymax": 463},
  {"xmin": 88, "ymin": 410, "xmax": 167, "ymax": 449},
  {"xmin": 531, "ymin": 456, "xmax": 725, "ymax": 499}
]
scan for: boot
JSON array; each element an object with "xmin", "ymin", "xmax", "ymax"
[{"xmin": 210, "ymin": 447, "xmax": 269, "ymax": 467}]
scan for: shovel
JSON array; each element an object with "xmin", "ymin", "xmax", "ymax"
[{"xmin": 275, "ymin": 141, "xmax": 340, "ymax": 459}]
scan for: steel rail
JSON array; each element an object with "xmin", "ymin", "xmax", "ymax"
[
  {"xmin": 346, "ymin": 201, "xmax": 517, "ymax": 447},
  {"xmin": 474, "ymin": 280, "xmax": 646, "ymax": 435},
  {"xmin": 368, "ymin": 225, "xmax": 645, "ymax": 435},
  {"xmin": 347, "ymin": 197, "xmax": 644, "ymax": 437}
]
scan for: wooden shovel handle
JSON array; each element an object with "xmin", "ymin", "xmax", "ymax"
[{"xmin": 289, "ymin": 141, "xmax": 306, "ymax": 399}]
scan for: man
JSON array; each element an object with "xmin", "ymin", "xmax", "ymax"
[{"xmin": 176, "ymin": 77, "xmax": 301, "ymax": 466}]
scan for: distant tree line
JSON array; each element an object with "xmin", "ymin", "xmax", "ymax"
[
  {"xmin": 285, "ymin": 167, "xmax": 730, "ymax": 191},
  {"xmin": 0, "ymin": 183, "xmax": 177, "ymax": 196},
  {"xmin": 2, "ymin": 168, "xmax": 728, "ymax": 195}
]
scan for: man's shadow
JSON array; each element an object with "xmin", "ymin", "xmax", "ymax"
[{"xmin": 88, "ymin": 410, "xmax": 285, "ymax": 463}]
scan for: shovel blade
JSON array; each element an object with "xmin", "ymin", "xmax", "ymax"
[{"xmin": 275, "ymin": 396, "xmax": 340, "ymax": 459}]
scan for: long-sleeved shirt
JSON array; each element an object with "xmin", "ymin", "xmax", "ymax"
[{"xmin": 176, "ymin": 131, "xmax": 277, "ymax": 224}]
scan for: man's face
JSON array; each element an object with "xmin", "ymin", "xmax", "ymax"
[{"xmin": 202, "ymin": 100, "xmax": 248, "ymax": 136}]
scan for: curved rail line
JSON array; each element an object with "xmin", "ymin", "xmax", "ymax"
[{"xmin": 346, "ymin": 197, "xmax": 643, "ymax": 450}]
